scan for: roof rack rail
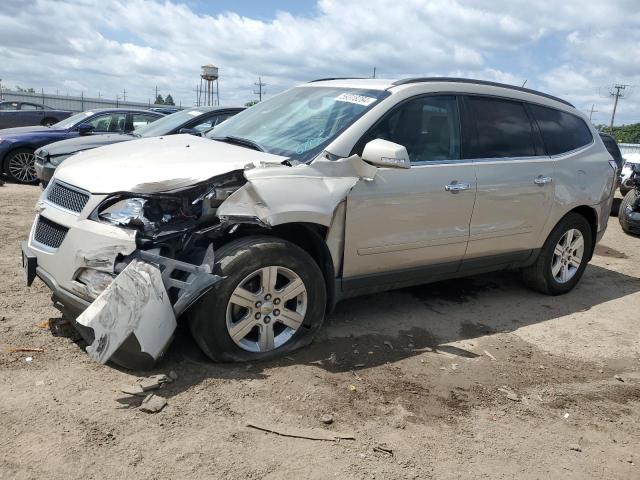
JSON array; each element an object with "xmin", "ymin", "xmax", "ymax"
[
  {"xmin": 308, "ymin": 77, "xmax": 368, "ymax": 83},
  {"xmin": 391, "ymin": 77, "xmax": 574, "ymax": 107}
]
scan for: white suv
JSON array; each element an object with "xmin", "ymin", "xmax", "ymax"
[{"xmin": 22, "ymin": 78, "xmax": 617, "ymax": 368}]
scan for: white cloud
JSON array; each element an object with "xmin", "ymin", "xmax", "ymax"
[{"xmin": 0, "ymin": 0, "xmax": 638, "ymax": 124}]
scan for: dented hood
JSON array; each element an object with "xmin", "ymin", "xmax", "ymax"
[{"xmin": 54, "ymin": 134, "xmax": 287, "ymax": 194}]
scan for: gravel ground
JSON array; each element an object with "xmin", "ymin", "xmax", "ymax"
[{"xmin": 1, "ymin": 183, "xmax": 639, "ymax": 480}]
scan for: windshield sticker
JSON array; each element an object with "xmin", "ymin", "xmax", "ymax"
[
  {"xmin": 336, "ymin": 93, "xmax": 377, "ymax": 106},
  {"xmin": 187, "ymin": 110, "xmax": 201, "ymax": 116}
]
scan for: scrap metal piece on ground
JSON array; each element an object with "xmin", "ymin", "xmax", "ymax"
[
  {"xmin": 246, "ymin": 421, "xmax": 355, "ymax": 441},
  {"xmin": 76, "ymin": 260, "xmax": 177, "ymax": 368}
]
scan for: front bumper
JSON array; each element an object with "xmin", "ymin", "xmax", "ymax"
[{"xmin": 34, "ymin": 157, "xmax": 57, "ymax": 184}]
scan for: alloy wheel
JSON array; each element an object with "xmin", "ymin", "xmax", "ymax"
[
  {"xmin": 551, "ymin": 228, "xmax": 584, "ymax": 284},
  {"xmin": 226, "ymin": 266, "xmax": 307, "ymax": 352},
  {"xmin": 8, "ymin": 152, "xmax": 37, "ymax": 183}
]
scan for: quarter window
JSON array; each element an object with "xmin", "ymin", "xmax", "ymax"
[
  {"xmin": 467, "ymin": 96, "xmax": 536, "ymax": 158},
  {"xmin": 360, "ymin": 95, "xmax": 461, "ymax": 163},
  {"xmin": 529, "ymin": 104, "xmax": 593, "ymax": 155}
]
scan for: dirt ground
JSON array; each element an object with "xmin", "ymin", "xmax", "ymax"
[{"xmin": 1, "ymin": 183, "xmax": 638, "ymax": 480}]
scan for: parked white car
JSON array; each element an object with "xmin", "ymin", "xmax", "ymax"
[{"xmin": 22, "ymin": 77, "xmax": 617, "ymax": 368}]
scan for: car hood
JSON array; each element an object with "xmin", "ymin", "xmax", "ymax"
[
  {"xmin": 55, "ymin": 134, "xmax": 287, "ymax": 194},
  {"xmin": 41, "ymin": 134, "xmax": 133, "ymax": 157},
  {"xmin": 0, "ymin": 125, "xmax": 66, "ymax": 137}
]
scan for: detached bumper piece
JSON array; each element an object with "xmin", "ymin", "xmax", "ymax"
[
  {"xmin": 76, "ymin": 249, "xmax": 221, "ymax": 369},
  {"xmin": 76, "ymin": 260, "xmax": 177, "ymax": 369}
]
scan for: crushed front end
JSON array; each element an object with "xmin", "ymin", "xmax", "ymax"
[{"xmin": 22, "ymin": 172, "xmax": 246, "ymax": 368}]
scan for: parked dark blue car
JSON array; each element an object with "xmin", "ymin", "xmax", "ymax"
[{"xmin": 0, "ymin": 108, "xmax": 163, "ymax": 183}]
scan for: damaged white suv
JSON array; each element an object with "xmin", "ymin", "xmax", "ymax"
[{"xmin": 22, "ymin": 78, "xmax": 616, "ymax": 368}]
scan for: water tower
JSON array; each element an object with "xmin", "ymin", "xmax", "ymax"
[{"xmin": 198, "ymin": 64, "xmax": 219, "ymax": 106}]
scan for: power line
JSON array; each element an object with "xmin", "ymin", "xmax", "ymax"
[
  {"xmin": 253, "ymin": 76, "xmax": 266, "ymax": 102},
  {"xmin": 609, "ymin": 84, "xmax": 629, "ymax": 129}
]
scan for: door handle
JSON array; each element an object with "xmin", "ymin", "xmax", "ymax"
[
  {"xmin": 445, "ymin": 182, "xmax": 471, "ymax": 192},
  {"xmin": 534, "ymin": 175, "xmax": 552, "ymax": 185}
]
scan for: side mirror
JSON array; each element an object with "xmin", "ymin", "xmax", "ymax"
[
  {"xmin": 361, "ymin": 139, "xmax": 410, "ymax": 169},
  {"xmin": 77, "ymin": 123, "xmax": 94, "ymax": 135},
  {"xmin": 178, "ymin": 127, "xmax": 203, "ymax": 136}
]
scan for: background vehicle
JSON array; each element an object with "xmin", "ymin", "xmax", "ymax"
[
  {"xmin": 0, "ymin": 101, "xmax": 73, "ymax": 128},
  {"xmin": 22, "ymin": 78, "xmax": 616, "ymax": 367},
  {"xmin": 0, "ymin": 108, "xmax": 163, "ymax": 183},
  {"xmin": 619, "ymin": 162, "xmax": 640, "ymax": 234},
  {"xmin": 149, "ymin": 106, "xmax": 181, "ymax": 115},
  {"xmin": 35, "ymin": 106, "xmax": 243, "ymax": 186},
  {"xmin": 599, "ymin": 132, "xmax": 624, "ymax": 215}
]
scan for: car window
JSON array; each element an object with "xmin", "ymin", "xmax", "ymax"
[
  {"xmin": 358, "ymin": 95, "xmax": 461, "ymax": 163},
  {"xmin": 529, "ymin": 104, "xmax": 593, "ymax": 155},
  {"xmin": 20, "ymin": 103, "xmax": 41, "ymax": 111},
  {"xmin": 0, "ymin": 102, "xmax": 19, "ymax": 111},
  {"xmin": 131, "ymin": 113, "xmax": 159, "ymax": 129},
  {"xmin": 467, "ymin": 96, "xmax": 536, "ymax": 159},
  {"xmin": 87, "ymin": 113, "xmax": 127, "ymax": 132},
  {"xmin": 192, "ymin": 113, "xmax": 234, "ymax": 132}
]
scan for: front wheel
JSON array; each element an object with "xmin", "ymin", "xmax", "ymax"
[
  {"xmin": 3, "ymin": 148, "xmax": 38, "ymax": 184},
  {"xmin": 522, "ymin": 213, "xmax": 593, "ymax": 295},
  {"xmin": 189, "ymin": 236, "xmax": 327, "ymax": 362}
]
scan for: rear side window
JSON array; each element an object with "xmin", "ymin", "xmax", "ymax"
[
  {"xmin": 467, "ymin": 96, "xmax": 536, "ymax": 158},
  {"xmin": 529, "ymin": 104, "xmax": 593, "ymax": 155}
]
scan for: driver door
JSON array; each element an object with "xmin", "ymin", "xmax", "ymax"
[{"xmin": 342, "ymin": 95, "xmax": 476, "ymax": 288}]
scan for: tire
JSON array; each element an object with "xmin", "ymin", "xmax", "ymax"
[
  {"xmin": 41, "ymin": 117, "xmax": 56, "ymax": 127},
  {"xmin": 522, "ymin": 212, "xmax": 593, "ymax": 295},
  {"xmin": 610, "ymin": 197, "xmax": 621, "ymax": 217},
  {"xmin": 619, "ymin": 189, "xmax": 639, "ymax": 234},
  {"xmin": 188, "ymin": 235, "xmax": 327, "ymax": 362},
  {"xmin": 3, "ymin": 148, "xmax": 38, "ymax": 184}
]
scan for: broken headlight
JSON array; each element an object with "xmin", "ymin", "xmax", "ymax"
[
  {"xmin": 95, "ymin": 194, "xmax": 202, "ymax": 232},
  {"xmin": 99, "ymin": 197, "xmax": 148, "ymax": 226}
]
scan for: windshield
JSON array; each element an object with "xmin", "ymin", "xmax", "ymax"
[
  {"xmin": 51, "ymin": 111, "xmax": 96, "ymax": 129},
  {"xmin": 207, "ymin": 86, "xmax": 389, "ymax": 161},
  {"xmin": 134, "ymin": 109, "xmax": 205, "ymax": 137}
]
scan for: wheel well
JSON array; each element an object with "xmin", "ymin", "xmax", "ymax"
[
  {"xmin": 271, "ymin": 223, "xmax": 336, "ymax": 313},
  {"xmin": 568, "ymin": 205, "xmax": 598, "ymax": 259},
  {"xmin": 215, "ymin": 222, "xmax": 336, "ymax": 312}
]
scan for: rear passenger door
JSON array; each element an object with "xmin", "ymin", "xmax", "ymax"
[{"xmin": 461, "ymin": 95, "xmax": 554, "ymax": 266}]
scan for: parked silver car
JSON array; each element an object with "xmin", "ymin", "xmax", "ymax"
[{"xmin": 22, "ymin": 78, "xmax": 617, "ymax": 368}]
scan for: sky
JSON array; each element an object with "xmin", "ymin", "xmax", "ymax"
[{"xmin": 0, "ymin": 0, "xmax": 639, "ymax": 125}]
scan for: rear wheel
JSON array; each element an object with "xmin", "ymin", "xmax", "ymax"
[
  {"xmin": 522, "ymin": 213, "xmax": 592, "ymax": 295},
  {"xmin": 189, "ymin": 236, "xmax": 326, "ymax": 362},
  {"xmin": 3, "ymin": 148, "xmax": 38, "ymax": 184},
  {"xmin": 619, "ymin": 189, "xmax": 639, "ymax": 234}
]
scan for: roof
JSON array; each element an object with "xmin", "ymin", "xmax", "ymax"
[{"xmin": 307, "ymin": 76, "xmax": 574, "ymax": 108}]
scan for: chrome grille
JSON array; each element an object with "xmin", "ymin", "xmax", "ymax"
[
  {"xmin": 34, "ymin": 216, "xmax": 68, "ymax": 249},
  {"xmin": 46, "ymin": 181, "xmax": 90, "ymax": 213}
]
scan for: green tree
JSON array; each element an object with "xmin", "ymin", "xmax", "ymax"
[
  {"xmin": 164, "ymin": 94, "xmax": 175, "ymax": 106},
  {"xmin": 601, "ymin": 123, "xmax": 640, "ymax": 144},
  {"xmin": 244, "ymin": 100, "xmax": 259, "ymax": 107},
  {"xmin": 154, "ymin": 94, "xmax": 165, "ymax": 105}
]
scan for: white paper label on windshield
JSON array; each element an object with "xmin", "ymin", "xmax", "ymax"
[
  {"xmin": 336, "ymin": 93, "xmax": 377, "ymax": 106},
  {"xmin": 187, "ymin": 110, "xmax": 201, "ymax": 116}
]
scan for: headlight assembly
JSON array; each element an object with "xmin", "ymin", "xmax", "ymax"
[{"xmin": 98, "ymin": 197, "xmax": 149, "ymax": 227}]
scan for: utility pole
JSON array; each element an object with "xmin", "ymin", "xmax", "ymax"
[
  {"xmin": 372, "ymin": 67, "xmax": 376, "ymax": 79},
  {"xmin": 588, "ymin": 104, "xmax": 598, "ymax": 121},
  {"xmin": 253, "ymin": 77, "xmax": 266, "ymax": 102},
  {"xmin": 609, "ymin": 84, "xmax": 629, "ymax": 129},
  {"xmin": 122, "ymin": 88, "xmax": 127, "ymax": 102}
]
